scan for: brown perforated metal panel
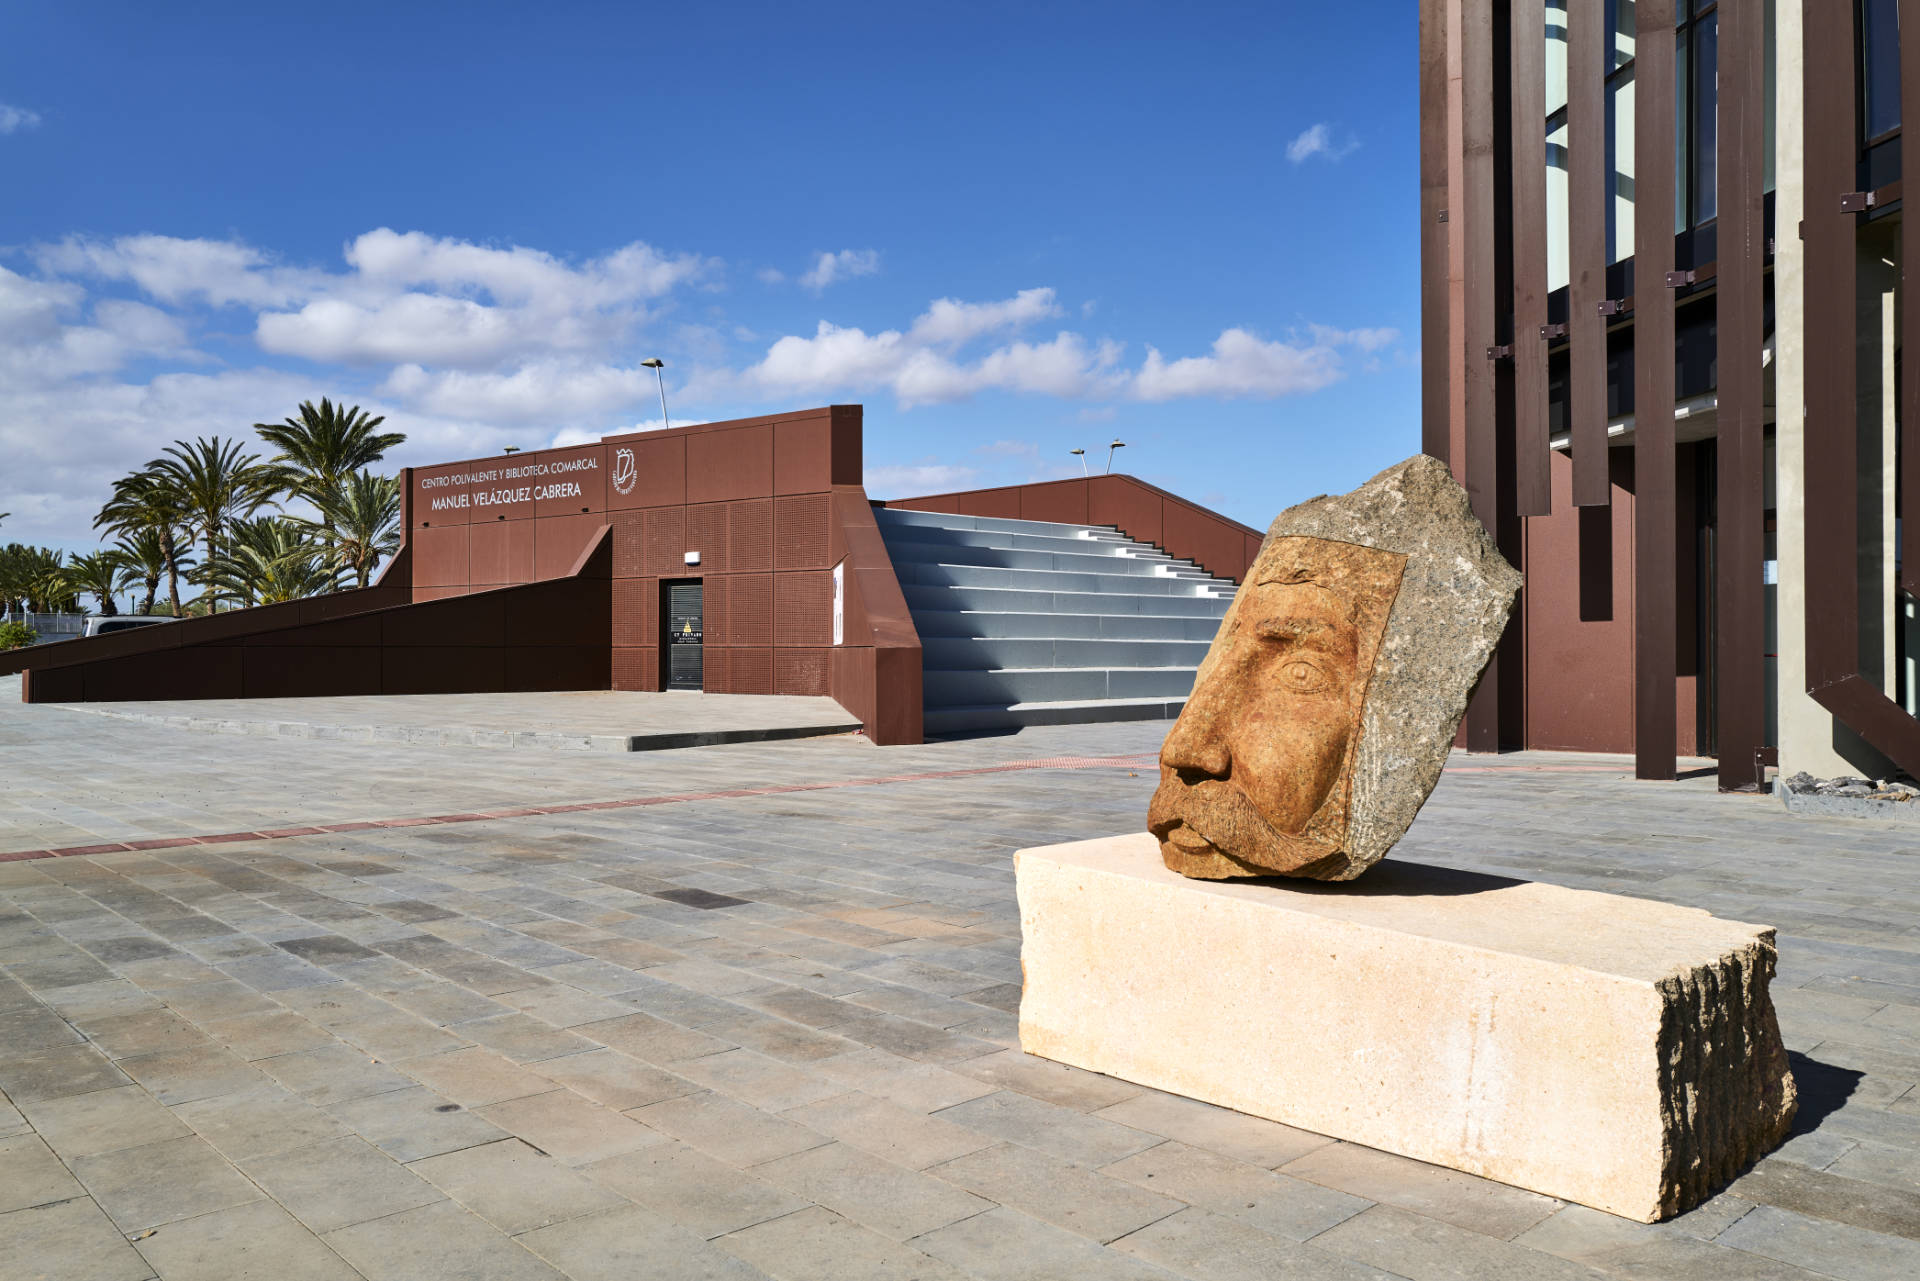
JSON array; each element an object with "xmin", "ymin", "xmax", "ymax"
[
  {"xmin": 774, "ymin": 648, "xmax": 830, "ymax": 696},
  {"xmin": 686, "ymin": 503, "xmax": 729, "ymax": 573},
  {"xmin": 644, "ymin": 507, "xmax": 685, "ymax": 577},
  {"xmin": 774, "ymin": 571, "xmax": 832, "ymax": 647},
  {"xmin": 610, "ymin": 511, "xmax": 646, "ymax": 578},
  {"xmin": 775, "ymin": 494, "xmax": 830, "ymax": 569},
  {"xmin": 727, "ymin": 574, "xmax": 773, "ymax": 646},
  {"xmin": 702, "ymin": 574, "xmax": 729, "ymax": 647},
  {"xmin": 612, "ymin": 647, "xmax": 658, "ymax": 691},
  {"xmin": 612, "ymin": 577, "xmax": 655, "ymax": 648},
  {"xmin": 728, "ymin": 499, "xmax": 773, "ymax": 571},
  {"xmin": 701, "ymin": 645, "xmax": 730, "ymax": 692},
  {"xmin": 729, "ymin": 647, "xmax": 773, "ymax": 694}
]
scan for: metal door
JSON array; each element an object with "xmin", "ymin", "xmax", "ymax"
[{"xmin": 665, "ymin": 581, "xmax": 703, "ymax": 690}]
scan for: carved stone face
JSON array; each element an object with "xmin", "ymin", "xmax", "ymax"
[{"xmin": 1148, "ymin": 535, "xmax": 1406, "ymax": 879}]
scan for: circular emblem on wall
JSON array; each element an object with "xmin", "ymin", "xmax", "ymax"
[{"xmin": 611, "ymin": 447, "xmax": 637, "ymax": 496}]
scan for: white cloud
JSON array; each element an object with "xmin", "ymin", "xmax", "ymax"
[
  {"xmin": 1132, "ymin": 328, "xmax": 1344, "ymax": 401},
  {"xmin": 798, "ymin": 249, "xmax": 880, "ymax": 291},
  {"xmin": 380, "ymin": 360, "xmax": 660, "ymax": 423},
  {"xmin": 0, "ymin": 103, "xmax": 40, "ymax": 134},
  {"xmin": 1286, "ymin": 122, "xmax": 1358, "ymax": 164},
  {"xmin": 1309, "ymin": 323, "xmax": 1398, "ymax": 352},
  {"xmin": 34, "ymin": 234, "xmax": 315, "ymax": 308},
  {"xmin": 909, "ymin": 288, "xmax": 1060, "ymax": 345}
]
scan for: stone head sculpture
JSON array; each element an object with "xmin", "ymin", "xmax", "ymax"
[{"xmin": 1148, "ymin": 454, "xmax": 1522, "ymax": 881}]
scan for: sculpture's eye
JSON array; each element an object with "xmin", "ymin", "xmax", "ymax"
[{"xmin": 1280, "ymin": 659, "xmax": 1329, "ymax": 693}]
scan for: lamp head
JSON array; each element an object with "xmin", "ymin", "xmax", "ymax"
[{"xmin": 640, "ymin": 358, "xmax": 664, "ymax": 369}]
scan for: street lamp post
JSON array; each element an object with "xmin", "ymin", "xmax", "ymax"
[
  {"xmin": 1070, "ymin": 448, "xmax": 1087, "ymax": 477},
  {"xmin": 641, "ymin": 358, "xmax": 669, "ymax": 430},
  {"xmin": 1105, "ymin": 439, "xmax": 1127, "ymax": 474}
]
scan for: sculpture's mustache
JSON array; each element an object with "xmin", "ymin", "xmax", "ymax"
[{"xmin": 1147, "ymin": 770, "xmax": 1283, "ymax": 857}]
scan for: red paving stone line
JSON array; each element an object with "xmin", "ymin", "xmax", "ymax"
[{"xmin": 0, "ymin": 751, "xmax": 1166, "ymax": 865}]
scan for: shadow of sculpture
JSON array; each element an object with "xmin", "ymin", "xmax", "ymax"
[{"xmin": 1785, "ymin": 1051, "xmax": 1864, "ymax": 1136}]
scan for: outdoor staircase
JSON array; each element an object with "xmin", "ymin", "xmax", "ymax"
[{"xmin": 875, "ymin": 506, "xmax": 1238, "ymax": 735}]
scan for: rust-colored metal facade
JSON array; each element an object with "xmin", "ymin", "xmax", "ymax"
[
  {"xmin": 11, "ymin": 408, "xmax": 926, "ymax": 746},
  {"xmin": 1423, "ymin": 0, "xmax": 1791, "ymax": 786}
]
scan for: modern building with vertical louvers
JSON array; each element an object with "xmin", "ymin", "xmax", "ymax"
[{"xmin": 1421, "ymin": 0, "xmax": 1919, "ymax": 788}]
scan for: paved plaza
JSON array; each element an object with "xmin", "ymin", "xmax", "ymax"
[{"xmin": 2, "ymin": 676, "xmax": 1919, "ymax": 1280}]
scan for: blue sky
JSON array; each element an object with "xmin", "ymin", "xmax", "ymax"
[{"xmin": 1, "ymin": 2, "xmax": 1418, "ymax": 550}]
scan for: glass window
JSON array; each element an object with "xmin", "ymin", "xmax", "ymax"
[
  {"xmin": 1608, "ymin": 0, "xmax": 1636, "ymax": 71},
  {"xmin": 1693, "ymin": 12, "xmax": 1717, "ymax": 224},
  {"xmin": 1547, "ymin": 115, "xmax": 1570, "ymax": 291},
  {"xmin": 1608, "ymin": 66, "xmax": 1636, "ymax": 262},
  {"xmin": 1862, "ymin": 0, "xmax": 1901, "ymax": 140},
  {"xmin": 1546, "ymin": 1, "xmax": 1569, "ymax": 116}
]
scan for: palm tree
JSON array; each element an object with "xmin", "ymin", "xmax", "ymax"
[
  {"xmin": 96, "ymin": 470, "xmax": 193, "ymax": 616},
  {"xmin": 146, "ymin": 437, "xmax": 281, "ymax": 613},
  {"xmin": 298, "ymin": 471, "xmax": 401, "ymax": 589},
  {"xmin": 255, "ymin": 400, "xmax": 405, "ymax": 561},
  {"xmin": 107, "ymin": 529, "xmax": 180, "ymax": 616},
  {"xmin": 0, "ymin": 545, "xmax": 73, "ymax": 613},
  {"xmin": 65, "ymin": 552, "xmax": 134, "ymax": 617},
  {"xmin": 203, "ymin": 517, "xmax": 341, "ymax": 607}
]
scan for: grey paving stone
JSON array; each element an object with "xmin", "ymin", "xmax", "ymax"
[
  {"xmin": 716, "ymin": 1205, "xmax": 973, "ymax": 1281},
  {"xmin": 322, "ymin": 1199, "xmax": 568, "ymax": 1281},
  {"xmin": 1093, "ymin": 1090, "xmax": 1337, "ymax": 1169},
  {"xmin": 0, "ymin": 1005, "xmax": 84, "ymax": 1054},
  {"xmin": 410, "ymin": 1137, "xmax": 625, "ymax": 1235},
  {"xmin": 811, "ymin": 1047, "xmax": 998, "ymax": 1112},
  {"xmin": 69, "ymin": 1133, "xmax": 263, "ymax": 1232},
  {"xmin": 1309, "ymin": 1204, "xmax": 1611, "ymax": 1281},
  {"xmin": 173, "ymin": 1084, "xmax": 350, "ymax": 1162},
  {"xmin": 780, "ymin": 1090, "xmax": 997, "ymax": 1171},
  {"xmin": 518, "ymin": 1203, "xmax": 774, "ymax": 1281},
  {"xmin": 255, "ymin": 1043, "xmax": 415, "ymax": 1106},
  {"xmin": 575, "ymin": 1011, "xmax": 736, "ymax": 1064},
  {"xmin": 131, "ymin": 1198, "xmax": 360, "ymax": 1281},
  {"xmin": 398, "ymin": 1045, "xmax": 556, "ymax": 1108},
  {"xmin": 526, "ymin": 1047, "xmax": 701, "ymax": 1110},
  {"xmin": 327, "ymin": 1084, "xmax": 508, "ymax": 1162},
  {"xmin": 0, "ymin": 1043, "xmax": 131, "ymax": 1102},
  {"xmin": 1731, "ymin": 1157, "xmax": 1920, "ymax": 1240},
  {"xmin": 936, "ymin": 1089, "xmax": 1165, "ymax": 1167},
  {"xmin": 1104, "ymin": 1140, "xmax": 1371, "ymax": 1241},
  {"xmin": 1109, "ymin": 1205, "xmax": 1399, "ymax": 1280},
  {"xmin": 0, "ymin": 1193, "xmax": 157, "ymax": 1281},
  {"xmin": 0, "ymin": 1133, "xmax": 84, "ymax": 1213},
  {"xmin": 627, "ymin": 1090, "xmax": 831, "ymax": 1167},
  {"xmin": 911, "ymin": 1205, "xmax": 1185, "ymax": 1281},
  {"xmin": 475, "ymin": 1088, "xmax": 662, "ymax": 1165},
  {"xmin": 239, "ymin": 1134, "xmax": 445, "ymax": 1233},
  {"xmin": 672, "ymin": 1048, "xmax": 843, "ymax": 1112},
  {"xmin": 1717, "ymin": 1203, "xmax": 1920, "ymax": 1281},
  {"xmin": 949, "ymin": 1048, "xmax": 1145, "ymax": 1111},
  {"xmin": 928, "ymin": 1141, "xmax": 1183, "ymax": 1243},
  {"xmin": 753, "ymin": 1140, "xmax": 993, "ymax": 1241},
  {"xmin": 585, "ymin": 1140, "xmax": 807, "ymax": 1239},
  {"xmin": 1280, "ymin": 1141, "xmax": 1561, "ymax": 1240}
]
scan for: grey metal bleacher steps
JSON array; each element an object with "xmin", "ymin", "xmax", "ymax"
[{"xmin": 875, "ymin": 506, "xmax": 1237, "ymax": 734}]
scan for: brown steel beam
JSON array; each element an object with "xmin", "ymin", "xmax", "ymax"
[
  {"xmin": 1421, "ymin": 0, "xmax": 1452, "ymax": 466},
  {"xmin": 1905, "ymin": 0, "xmax": 1920, "ymax": 596},
  {"xmin": 1803, "ymin": 0, "xmax": 1920, "ymax": 779},
  {"xmin": 1509, "ymin": 0, "xmax": 1549, "ymax": 515},
  {"xmin": 1461, "ymin": 0, "xmax": 1501, "ymax": 752},
  {"xmin": 1632, "ymin": 0, "xmax": 1677, "ymax": 781},
  {"xmin": 1714, "ymin": 0, "xmax": 1765, "ymax": 791},
  {"xmin": 1566, "ymin": 0, "xmax": 1610, "ymax": 507}
]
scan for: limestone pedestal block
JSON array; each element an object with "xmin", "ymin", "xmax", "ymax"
[{"xmin": 1016, "ymin": 834, "xmax": 1796, "ymax": 1222}]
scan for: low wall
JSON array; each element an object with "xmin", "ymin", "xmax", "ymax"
[
  {"xmin": 829, "ymin": 487, "xmax": 922, "ymax": 746},
  {"xmin": 20, "ymin": 534, "xmax": 608, "ymax": 703},
  {"xmin": 882, "ymin": 474, "xmax": 1263, "ymax": 584}
]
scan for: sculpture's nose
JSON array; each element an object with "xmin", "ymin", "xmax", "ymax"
[{"xmin": 1161, "ymin": 675, "xmax": 1231, "ymax": 778}]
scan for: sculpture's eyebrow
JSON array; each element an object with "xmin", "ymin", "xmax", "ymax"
[{"xmin": 1251, "ymin": 615, "xmax": 1349, "ymax": 652}]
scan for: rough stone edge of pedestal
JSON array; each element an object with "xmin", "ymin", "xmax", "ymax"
[
  {"xmin": 1015, "ymin": 845, "xmax": 1800, "ymax": 1223},
  {"xmin": 1653, "ymin": 930, "xmax": 1798, "ymax": 1219}
]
